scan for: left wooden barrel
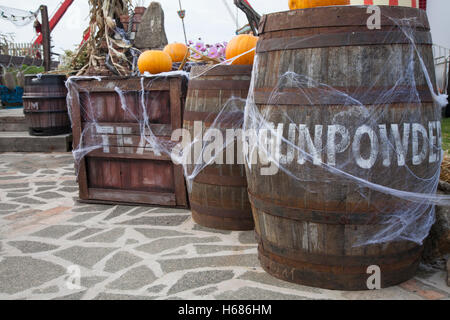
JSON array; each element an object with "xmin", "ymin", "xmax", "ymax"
[{"xmin": 23, "ymin": 74, "xmax": 71, "ymax": 136}]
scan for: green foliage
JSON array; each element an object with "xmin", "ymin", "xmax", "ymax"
[
  {"xmin": 58, "ymin": 47, "xmax": 89, "ymax": 73},
  {"xmin": 441, "ymin": 117, "xmax": 450, "ymax": 153},
  {"xmin": 6, "ymin": 64, "xmax": 44, "ymax": 75},
  {"xmin": 19, "ymin": 64, "xmax": 45, "ymax": 75}
]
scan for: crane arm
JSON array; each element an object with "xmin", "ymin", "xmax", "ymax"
[{"xmin": 33, "ymin": 0, "xmax": 75, "ymax": 46}]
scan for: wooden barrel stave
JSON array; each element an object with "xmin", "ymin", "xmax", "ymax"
[
  {"xmin": 23, "ymin": 75, "xmax": 70, "ymax": 136},
  {"xmin": 248, "ymin": 6, "xmax": 439, "ymax": 290},
  {"xmin": 184, "ymin": 65, "xmax": 254, "ymax": 231}
]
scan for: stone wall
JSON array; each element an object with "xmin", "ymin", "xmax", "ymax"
[{"xmin": 134, "ymin": 2, "xmax": 168, "ymax": 50}]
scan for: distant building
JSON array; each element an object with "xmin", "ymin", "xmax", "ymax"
[{"xmin": 425, "ymin": 0, "xmax": 449, "ymax": 95}]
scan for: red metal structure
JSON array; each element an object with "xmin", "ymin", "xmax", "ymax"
[
  {"xmin": 80, "ymin": 28, "xmax": 91, "ymax": 47},
  {"xmin": 33, "ymin": 0, "xmax": 75, "ymax": 46},
  {"xmin": 234, "ymin": 0, "xmax": 260, "ymax": 35},
  {"xmin": 419, "ymin": 0, "xmax": 427, "ymax": 10}
]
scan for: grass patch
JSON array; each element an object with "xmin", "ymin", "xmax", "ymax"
[{"xmin": 442, "ymin": 118, "xmax": 450, "ymax": 154}]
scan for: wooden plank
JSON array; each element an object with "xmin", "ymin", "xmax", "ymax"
[
  {"xmin": 83, "ymin": 134, "xmax": 171, "ymax": 149},
  {"xmin": 75, "ymin": 78, "xmax": 171, "ymax": 92},
  {"xmin": 39, "ymin": 5, "xmax": 51, "ymax": 72},
  {"xmin": 69, "ymin": 84, "xmax": 89, "ymax": 199},
  {"xmin": 87, "ymin": 150, "xmax": 171, "ymax": 161},
  {"xmin": 170, "ymin": 77, "xmax": 188, "ymax": 207},
  {"xmin": 174, "ymin": 164, "xmax": 188, "ymax": 207},
  {"xmin": 81, "ymin": 122, "xmax": 173, "ymax": 136},
  {"xmin": 87, "ymin": 188, "xmax": 176, "ymax": 206}
]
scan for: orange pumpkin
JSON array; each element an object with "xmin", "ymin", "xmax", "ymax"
[
  {"xmin": 225, "ymin": 34, "xmax": 258, "ymax": 65},
  {"xmin": 163, "ymin": 42, "xmax": 190, "ymax": 63},
  {"xmin": 289, "ymin": 0, "xmax": 349, "ymax": 10},
  {"xmin": 137, "ymin": 50, "xmax": 173, "ymax": 74}
]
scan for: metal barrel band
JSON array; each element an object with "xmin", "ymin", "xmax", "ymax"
[
  {"xmin": 190, "ymin": 201, "xmax": 252, "ymax": 219},
  {"xmin": 257, "ymin": 31, "xmax": 432, "ymax": 53},
  {"xmin": 23, "ymin": 95, "xmax": 67, "ymax": 100},
  {"xmin": 257, "ymin": 246, "xmax": 421, "ymax": 291},
  {"xmin": 23, "ymin": 109, "xmax": 69, "ymax": 114},
  {"xmin": 191, "ymin": 211, "xmax": 254, "ymax": 231},
  {"xmin": 253, "ymin": 86, "xmax": 434, "ymax": 106},
  {"xmin": 191, "ymin": 65, "xmax": 253, "ymax": 77},
  {"xmin": 194, "ymin": 172, "xmax": 247, "ymax": 187},
  {"xmin": 257, "ymin": 236, "xmax": 423, "ymax": 268},
  {"xmin": 248, "ymin": 191, "xmax": 381, "ymax": 225},
  {"xmin": 188, "ymin": 80, "xmax": 250, "ymax": 91},
  {"xmin": 183, "ymin": 111, "xmax": 244, "ymax": 129}
]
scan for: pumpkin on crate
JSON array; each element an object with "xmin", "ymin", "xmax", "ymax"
[
  {"xmin": 137, "ymin": 50, "xmax": 173, "ymax": 75},
  {"xmin": 225, "ymin": 34, "xmax": 258, "ymax": 65},
  {"xmin": 163, "ymin": 42, "xmax": 190, "ymax": 63},
  {"xmin": 289, "ymin": 0, "xmax": 349, "ymax": 10}
]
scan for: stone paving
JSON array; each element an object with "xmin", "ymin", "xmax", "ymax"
[{"xmin": 0, "ymin": 152, "xmax": 449, "ymax": 300}]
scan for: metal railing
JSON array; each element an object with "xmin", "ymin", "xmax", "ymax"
[
  {"xmin": 0, "ymin": 43, "xmax": 43, "ymax": 58},
  {"xmin": 433, "ymin": 44, "xmax": 449, "ymax": 95}
]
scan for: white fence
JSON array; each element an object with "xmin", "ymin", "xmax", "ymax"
[
  {"xmin": 433, "ymin": 44, "xmax": 449, "ymax": 95},
  {"xmin": 0, "ymin": 43, "xmax": 43, "ymax": 58}
]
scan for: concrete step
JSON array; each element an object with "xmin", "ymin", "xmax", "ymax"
[
  {"xmin": 0, "ymin": 131, "xmax": 72, "ymax": 152},
  {"xmin": 0, "ymin": 108, "xmax": 27, "ymax": 132}
]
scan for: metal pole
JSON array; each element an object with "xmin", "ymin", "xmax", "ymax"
[
  {"xmin": 40, "ymin": 5, "xmax": 51, "ymax": 71},
  {"xmin": 178, "ymin": 0, "xmax": 188, "ymax": 45}
]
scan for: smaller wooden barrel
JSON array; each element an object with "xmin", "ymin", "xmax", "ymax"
[
  {"xmin": 23, "ymin": 75, "xmax": 70, "ymax": 136},
  {"xmin": 184, "ymin": 65, "xmax": 254, "ymax": 230}
]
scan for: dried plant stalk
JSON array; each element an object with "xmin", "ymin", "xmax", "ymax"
[{"xmin": 73, "ymin": 0, "xmax": 132, "ymax": 76}]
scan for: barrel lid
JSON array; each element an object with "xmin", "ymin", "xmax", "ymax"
[
  {"xmin": 190, "ymin": 65, "xmax": 252, "ymax": 78},
  {"xmin": 258, "ymin": 5, "xmax": 429, "ymax": 35},
  {"xmin": 24, "ymin": 74, "xmax": 67, "ymax": 86}
]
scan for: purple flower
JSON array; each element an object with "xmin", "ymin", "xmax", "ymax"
[
  {"xmin": 195, "ymin": 41, "xmax": 204, "ymax": 51},
  {"xmin": 208, "ymin": 46, "xmax": 219, "ymax": 59},
  {"xmin": 218, "ymin": 46, "xmax": 226, "ymax": 58},
  {"xmin": 187, "ymin": 40, "xmax": 228, "ymax": 60}
]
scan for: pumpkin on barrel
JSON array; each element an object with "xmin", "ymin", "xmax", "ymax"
[
  {"xmin": 225, "ymin": 34, "xmax": 258, "ymax": 65},
  {"xmin": 289, "ymin": 0, "xmax": 349, "ymax": 9},
  {"xmin": 137, "ymin": 50, "xmax": 173, "ymax": 75}
]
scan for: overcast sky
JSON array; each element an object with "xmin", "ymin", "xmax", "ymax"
[
  {"xmin": 1, "ymin": 0, "xmax": 448, "ymax": 56},
  {"xmin": 0, "ymin": 1, "xmax": 288, "ymax": 55}
]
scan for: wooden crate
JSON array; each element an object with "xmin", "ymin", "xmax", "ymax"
[{"xmin": 69, "ymin": 75, "xmax": 188, "ymax": 208}]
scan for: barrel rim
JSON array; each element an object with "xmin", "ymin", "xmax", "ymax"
[
  {"xmin": 24, "ymin": 74, "xmax": 67, "ymax": 80},
  {"xmin": 68, "ymin": 75, "xmax": 188, "ymax": 83},
  {"xmin": 24, "ymin": 74, "xmax": 67, "ymax": 86},
  {"xmin": 258, "ymin": 5, "xmax": 429, "ymax": 34},
  {"xmin": 190, "ymin": 65, "xmax": 253, "ymax": 77}
]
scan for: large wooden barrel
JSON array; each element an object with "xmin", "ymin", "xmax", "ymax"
[
  {"xmin": 23, "ymin": 74, "xmax": 70, "ymax": 136},
  {"xmin": 247, "ymin": 6, "xmax": 440, "ymax": 290},
  {"xmin": 184, "ymin": 65, "xmax": 254, "ymax": 230}
]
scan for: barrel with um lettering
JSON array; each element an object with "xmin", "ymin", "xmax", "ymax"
[
  {"xmin": 23, "ymin": 74, "xmax": 70, "ymax": 136},
  {"xmin": 246, "ymin": 6, "xmax": 440, "ymax": 290}
]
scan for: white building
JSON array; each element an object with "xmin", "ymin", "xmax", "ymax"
[{"xmin": 427, "ymin": 0, "xmax": 450, "ymax": 94}]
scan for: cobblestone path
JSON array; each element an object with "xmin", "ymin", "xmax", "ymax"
[{"xmin": 0, "ymin": 153, "xmax": 448, "ymax": 300}]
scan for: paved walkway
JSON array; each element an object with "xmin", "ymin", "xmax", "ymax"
[{"xmin": 0, "ymin": 153, "xmax": 449, "ymax": 300}]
